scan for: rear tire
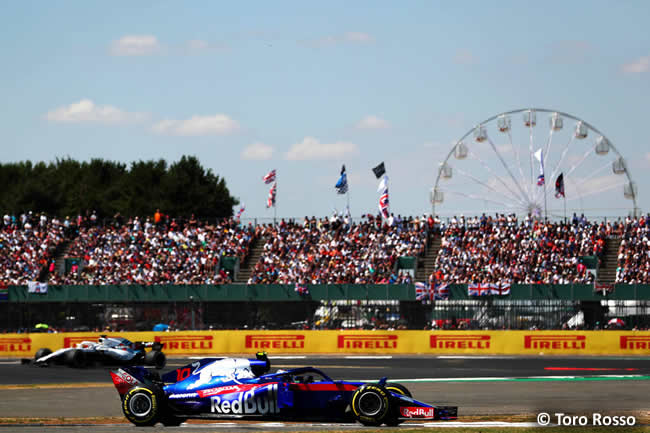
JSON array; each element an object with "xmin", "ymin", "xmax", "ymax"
[
  {"xmin": 351, "ymin": 384, "xmax": 391, "ymax": 426},
  {"xmin": 161, "ymin": 415, "xmax": 186, "ymax": 426},
  {"xmin": 122, "ymin": 386, "xmax": 162, "ymax": 426},
  {"xmin": 34, "ymin": 348, "xmax": 52, "ymax": 362},
  {"xmin": 144, "ymin": 350, "xmax": 166, "ymax": 369},
  {"xmin": 64, "ymin": 349, "xmax": 86, "ymax": 368}
]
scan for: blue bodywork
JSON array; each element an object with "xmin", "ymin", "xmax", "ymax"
[{"xmin": 111, "ymin": 355, "xmax": 457, "ymax": 422}]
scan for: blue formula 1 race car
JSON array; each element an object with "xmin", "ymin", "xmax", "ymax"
[{"xmin": 110, "ymin": 353, "xmax": 457, "ymax": 427}]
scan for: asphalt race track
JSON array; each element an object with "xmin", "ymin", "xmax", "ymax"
[{"xmin": 0, "ymin": 355, "xmax": 648, "ymax": 431}]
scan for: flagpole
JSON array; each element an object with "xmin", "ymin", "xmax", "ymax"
[
  {"xmin": 563, "ymin": 193, "xmax": 567, "ymax": 224},
  {"xmin": 544, "ymin": 179, "xmax": 548, "ymax": 222},
  {"xmin": 346, "ymin": 189, "xmax": 350, "ymax": 222},
  {"xmin": 274, "ymin": 183, "xmax": 277, "ymax": 226}
]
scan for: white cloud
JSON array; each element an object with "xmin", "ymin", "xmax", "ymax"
[
  {"xmin": 302, "ymin": 31, "xmax": 374, "ymax": 48},
  {"xmin": 356, "ymin": 115, "xmax": 390, "ymax": 130},
  {"xmin": 45, "ymin": 99, "xmax": 148, "ymax": 124},
  {"xmin": 241, "ymin": 142, "xmax": 274, "ymax": 160},
  {"xmin": 286, "ymin": 137, "xmax": 358, "ymax": 160},
  {"xmin": 343, "ymin": 32, "xmax": 373, "ymax": 43},
  {"xmin": 453, "ymin": 49, "xmax": 477, "ymax": 65},
  {"xmin": 622, "ymin": 56, "xmax": 650, "ymax": 74},
  {"xmin": 110, "ymin": 35, "xmax": 162, "ymax": 56},
  {"xmin": 151, "ymin": 114, "xmax": 240, "ymax": 136}
]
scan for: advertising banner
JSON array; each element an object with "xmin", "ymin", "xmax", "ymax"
[{"xmin": 2, "ymin": 330, "xmax": 649, "ymax": 358}]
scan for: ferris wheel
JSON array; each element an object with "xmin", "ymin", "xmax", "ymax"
[{"xmin": 431, "ymin": 109, "xmax": 639, "ymax": 219}]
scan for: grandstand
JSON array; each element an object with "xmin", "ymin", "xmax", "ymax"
[
  {"xmin": 2, "ymin": 211, "xmax": 645, "ymax": 286},
  {"xmin": 2, "ymin": 210, "xmax": 650, "ymax": 331}
]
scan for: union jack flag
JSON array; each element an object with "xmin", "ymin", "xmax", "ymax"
[
  {"xmin": 468, "ymin": 283, "xmax": 491, "ymax": 297},
  {"xmin": 263, "ymin": 169, "xmax": 276, "ymax": 184},
  {"xmin": 434, "ymin": 283, "xmax": 449, "ymax": 300},
  {"xmin": 379, "ymin": 187, "xmax": 389, "ymax": 219},
  {"xmin": 266, "ymin": 182, "xmax": 276, "ymax": 208},
  {"xmin": 415, "ymin": 282, "xmax": 432, "ymax": 302}
]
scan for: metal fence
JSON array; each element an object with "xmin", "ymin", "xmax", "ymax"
[{"xmin": 3, "ymin": 299, "xmax": 649, "ymax": 332}]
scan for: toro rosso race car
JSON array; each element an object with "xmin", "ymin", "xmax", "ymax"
[
  {"xmin": 111, "ymin": 353, "xmax": 457, "ymax": 426},
  {"xmin": 33, "ymin": 335, "xmax": 166, "ymax": 369}
]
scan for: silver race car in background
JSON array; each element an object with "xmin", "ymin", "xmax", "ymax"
[{"xmin": 32, "ymin": 335, "xmax": 166, "ymax": 369}]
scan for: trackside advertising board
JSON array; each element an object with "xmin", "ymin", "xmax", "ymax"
[{"xmin": 1, "ymin": 331, "xmax": 649, "ymax": 357}]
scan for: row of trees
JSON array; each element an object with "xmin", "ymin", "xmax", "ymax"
[{"xmin": 0, "ymin": 156, "xmax": 238, "ymax": 219}]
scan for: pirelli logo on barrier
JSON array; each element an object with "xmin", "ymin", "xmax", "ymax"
[
  {"xmin": 524, "ymin": 335, "xmax": 586, "ymax": 350},
  {"xmin": 64, "ymin": 336, "xmax": 99, "ymax": 348},
  {"xmin": 337, "ymin": 335, "xmax": 398, "ymax": 349},
  {"xmin": 245, "ymin": 335, "xmax": 305, "ymax": 349},
  {"xmin": 0, "ymin": 337, "xmax": 31, "ymax": 352},
  {"xmin": 430, "ymin": 334, "xmax": 491, "ymax": 349},
  {"xmin": 154, "ymin": 335, "xmax": 213, "ymax": 351},
  {"xmin": 620, "ymin": 335, "xmax": 650, "ymax": 350}
]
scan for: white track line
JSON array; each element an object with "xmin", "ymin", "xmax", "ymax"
[
  {"xmin": 269, "ymin": 356, "xmax": 307, "ymax": 360},
  {"xmin": 173, "ymin": 421, "xmax": 542, "ymax": 429},
  {"xmin": 344, "ymin": 356, "xmax": 393, "ymax": 359},
  {"xmin": 436, "ymin": 356, "xmax": 517, "ymax": 359}
]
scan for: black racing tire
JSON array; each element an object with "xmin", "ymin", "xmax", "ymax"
[
  {"xmin": 122, "ymin": 386, "xmax": 163, "ymax": 426},
  {"xmin": 384, "ymin": 382, "xmax": 412, "ymax": 426},
  {"xmin": 64, "ymin": 349, "xmax": 86, "ymax": 368},
  {"xmin": 161, "ymin": 415, "xmax": 187, "ymax": 426},
  {"xmin": 385, "ymin": 382, "xmax": 412, "ymax": 398},
  {"xmin": 34, "ymin": 348, "xmax": 52, "ymax": 362},
  {"xmin": 144, "ymin": 350, "xmax": 166, "ymax": 369},
  {"xmin": 351, "ymin": 384, "xmax": 391, "ymax": 426}
]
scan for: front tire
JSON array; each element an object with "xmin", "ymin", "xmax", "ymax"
[
  {"xmin": 144, "ymin": 350, "xmax": 166, "ymax": 369},
  {"xmin": 64, "ymin": 349, "xmax": 86, "ymax": 368},
  {"xmin": 34, "ymin": 348, "xmax": 52, "ymax": 362},
  {"xmin": 122, "ymin": 386, "xmax": 162, "ymax": 426},
  {"xmin": 351, "ymin": 384, "xmax": 391, "ymax": 426},
  {"xmin": 384, "ymin": 382, "xmax": 412, "ymax": 426}
]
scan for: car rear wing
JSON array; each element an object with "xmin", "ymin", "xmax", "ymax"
[{"xmin": 132, "ymin": 341, "xmax": 164, "ymax": 351}]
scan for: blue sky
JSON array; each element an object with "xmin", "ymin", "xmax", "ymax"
[{"xmin": 2, "ymin": 1, "xmax": 650, "ymax": 220}]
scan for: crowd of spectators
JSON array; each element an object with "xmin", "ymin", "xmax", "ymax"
[
  {"xmin": 432, "ymin": 213, "xmax": 612, "ymax": 284},
  {"xmin": 48, "ymin": 214, "xmax": 255, "ymax": 285},
  {"xmin": 246, "ymin": 213, "xmax": 430, "ymax": 284},
  {"xmin": 1, "ymin": 212, "xmax": 68, "ymax": 284},
  {"xmin": 4, "ymin": 208, "xmax": 650, "ymax": 286},
  {"xmin": 616, "ymin": 215, "xmax": 650, "ymax": 283}
]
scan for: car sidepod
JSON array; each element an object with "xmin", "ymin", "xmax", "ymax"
[{"xmin": 166, "ymin": 382, "xmax": 291, "ymax": 418}]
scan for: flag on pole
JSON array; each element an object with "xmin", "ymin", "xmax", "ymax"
[
  {"xmin": 235, "ymin": 204, "xmax": 245, "ymax": 220},
  {"xmin": 266, "ymin": 182, "xmax": 277, "ymax": 208},
  {"xmin": 372, "ymin": 162, "xmax": 386, "ymax": 179},
  {"xmin": 555, "ymin": 173, "xmax": 565, "ymax": 198},
  {"xmin": 263, "ymin": 169, "xmax": 276, "ymax": 184},
  {"xmin": 377, "ymin": 174, "xmax": 389, "ymax": 193},
  {"xmin": 379, "ymin": 185, "xmax": 389, "ymax": 218},
  {"xmin": 534, "ymin": 149, "xmax": 545, "ymax": 186},
  {"xmin": 335, "ymin": 165, "xmax": 348, "ymax": 194}
]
